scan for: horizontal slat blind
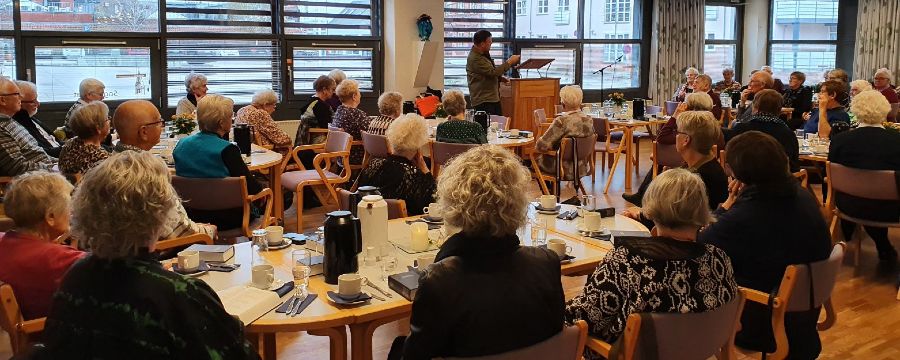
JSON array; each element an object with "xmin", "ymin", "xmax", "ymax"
[
  {"xmin": 166, "ymin": 0, "xmax": 273, "ymax": 34},
  {"xmin": 292, "ymin": 47, "xmax": 374, "ymax": 94},
  {"xmin": 444, "ymin": 1, "xmax": 506, "ymax": 39},
  {"xmin": 283, "ymin": 0, "xmax": 373, "ymax": 36}
]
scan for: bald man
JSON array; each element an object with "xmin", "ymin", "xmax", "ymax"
[
  {"xmin": 0, "ymin": 77, "xmax": 54, "ymax": 176},
  {"xmin": 112, "ymin": 100, "xmax": 164, "ymax": 152},
  {"xmin": 733, "ymin": 71, "xmax": 775, "ymax": 125}
]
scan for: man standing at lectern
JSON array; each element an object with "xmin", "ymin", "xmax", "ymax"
[{"xmin": 466, "ymin": 30, "xmax": 520, "ymax": 116}]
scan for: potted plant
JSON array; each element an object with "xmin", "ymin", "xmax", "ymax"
[
  {"xmin": 171, "ymin": 113, "xmax": 197, "ymax": 139},
  {"xmin": 608, "ymin": 92, "xmax": 626, "ymax": 108},
  {"xmin": 433, "ymin": 104, "xmax": 448, "ymax": 121}
]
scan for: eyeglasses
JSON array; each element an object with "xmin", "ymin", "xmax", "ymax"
[
  {"xmin": 676, "ymin": 130, "xmax": 690, "ymax": 136},
  {"xmin": 21, "ymin": 99, "xmax": 39, "ymax": 104},
  {"xmin": 141, "ymin": 119, "xmax": 165, "ymax": 127}
]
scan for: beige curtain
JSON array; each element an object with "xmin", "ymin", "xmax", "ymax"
[
  {"xmin": 648, "ymin": 0, "xmax": 705, "ymax": 104},
  {"xmin": 853, "ymin": 0, "xmax": 900, "ymax": 80}
]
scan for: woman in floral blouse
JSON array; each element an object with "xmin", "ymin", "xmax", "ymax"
[
  {"xmin": 58, "ymin": 100, "xmax": 110, "ymax": 176},
  {"xmin": 435, "ymin": 90, "xmax": 486, "ymax": 144},
  {"xmin": 535, "ymin": 85, "xmax": 594, "ymax": 178},
  {"xmin": 332, "ymin": 79, "xmax": 370, "ymax": 165},
  {"xmin": 565, "ymin": 168, "xmax": 738, "ymax": 354},
  {"xmin": 236, "ymin": 89, "xmax": 291, "ymax": 152}
]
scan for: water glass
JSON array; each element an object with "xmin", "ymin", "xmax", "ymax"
[
  {"xmin": 252, "ymin": 229, "xmax": 268, "ymax": 265},
  {"xmin": 292, "ymin": 250, "xmax": 312, "ymax": 297},
  {"xmin": 530, "ymin": 218, "xmax": 548, "ymax": 246},
  {"xmin": 465, "ymin": 109, "xmax": 474, "ymax": 122},
  {"xmin": 381, "ymin": 255, "xmax": 397, "ymax": 281},
  {"xmin": 581, "ymin": 194, "xmax": 596, "ymax": 211}
]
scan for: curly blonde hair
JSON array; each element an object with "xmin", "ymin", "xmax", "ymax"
[
  {"xmin": 378, "ymin": 91, "xmax": 403, "ymax": 117},
  {"xmin": 71, "ymin": 151, "xmax": 179, "ymax": 259},
  {"xmin": 4, "ymin": 171, "xmax": 73, "ymax": 230},
  {"xmin": 851, "ymin": 90, "xmax": 891, "ymax": 126},
  {"xmin": 436, "ymin": 146, "xmax": 530, "ymax": 237},
  {"xmin": 385, "ymin": 113, "xmax": 428, "ymax": 156},
  {"xmin": 336, "ymin": 79, "xmax": 360, "ymax": 103}
]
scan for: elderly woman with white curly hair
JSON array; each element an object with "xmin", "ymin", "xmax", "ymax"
[
  {"xmin": 38, "ymin": 151, "xmax": 259, "ymax": 359},
  {"xmin": 389, "ymin": 145, "xmax": 565, "ymax": 359},
  {"xmin": 356, "ymin": 114, "xmax": 435, "ymax": 215},
  {"xmin": 58, "ymin": 100, "xmax": 110, "ymax": 175},
  {"xmin": 535, "ymin": 85, "xmax": 593, "ymax": 181},
  {"xmin": 176, "ymin": 73, "xmax": 208, "ymax": 115},
  {"xmin": 672, "ymin": 66, "xmax": 700, "ymax": 102},
  {"xmin": 435, "ymin": 89, "xmax": 486, "ymax": 144},
  {"xmin": 236, "ymin": 89, "xmax": 291, "ymax": 151},
  {"xmin": 174, "ymin": 94, "xmax": 263, "ymax": 230},
  {"xmin": 366, "ymin": 91, "xmax": 403, "ymax": 136}
]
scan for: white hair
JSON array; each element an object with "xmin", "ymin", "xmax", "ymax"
[
  {"xmin": 328, "ymin": 69, "xmax": 347, "ymax": 85},
  {"xmin": 4, "ymin": 171, "xmax": 73, "ymax": 230},
  {"xmin": 14, "ymin": 80, "xmax": 36, "ymax": 94},
  {"xmin": 377, "ymin": 91, "xmax": 404, "ymax": 117},
  {"xmin": 684, "ymin": 92, "xmax": 713, "ymax": 111},
  {"xmin": 851, "ymin": 90, "xmax": 891, "ymax": 126},
  {"xmin": 385, "ymin": 113, "xmax": 428, "ymax": 156},
  {"xmin": 875, "ymin": 68, "xmax": 894, "ymax": 83},
  {"xmin": 197, "ymin": 94, "xmax": 234, "ymax": 132},
  {"xmin": 69, "ymin": 101, "xmax": 109, "ymax": 138},
  {"xmin": 335, "ymin": 79, "xmax": 360, "ymax": 103},
  {"xmin": 643, "ymin": 168, "xmax": 713, "ymax": 228},
  {"xmin": 850, "ymin": 80, "xmax": 873, "ymax": 93},
  {"xmin": 722, "ymin": 67, "xmax": 735, "ymax": 74},
  {"xmin": 184, "ymin": 73, "xmax": 208, "ymax": 93},
  {"xmin": 251, "ymin": 89, "xmax": 278, "ymax": 106},
  {"xmin": 79, "ymin": 78, "xmax": 105, "ymax": 99},
  {"xmin": 559, "ymin": 85, "xmax": 583, "ymax": 108},
  {"xmin": 684, "ymin": 67, "xmax": 699, "ymax": 76},
  {"xmin": 442, "ymin": 90, "xmax": 467, "ymax": 117}
]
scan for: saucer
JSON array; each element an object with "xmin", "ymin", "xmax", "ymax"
[
  {"xmin": 326, "ymin": 291, "xmax": 372, "ymax": 305},
  {"xmin": 422, "ymin": 215, "xmax": 444, "ymax": 224},
  {"xmin": 267, "ymin": 239, "xmax": 292, "ymax": 250},
  {"xmin": 534, "ymin": 203, "xmax": 561, "ymax": 214},
  {"xmin": 173, "ymin": 261, "xmax": 209, "ymax": 277},
  {"xmin": 577, "ymin": 226, "xmax": 611, "ymax": 239}
]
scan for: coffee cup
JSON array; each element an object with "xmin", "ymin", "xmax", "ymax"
[
  {"xmin": 265, "ymin": 225, "xmax": 284, "ymax": 245},
  {"xmin": 583, "ymin": 212, "xmax": 603, "ymax": 232},
  {"xmin": 416, "ymin": 254, "xmax": 434, "ymax": 269},
  {"xmin": 177, "ymin": 250, "xmax": 200, "ymax": 272},
  {"xmin": 539, "ymin": 194, "xmax": 557, "ymax": 210},
  {"xmin": 251, "ymin": 264, "xmax": 275, "ymax": 289},
  {"xmin": 509, "ymin": 129, "xmax": 520, "ymax": 137},
  {"xmin": 422, "ymin": 202, "xmax": 443, "ymax": 219},
  {"xmin": 547, "ymin": 238, "xmax": 573, "ymax": 258},
  {"xmin": 338, "ymin": 273, "xmax": 363, "ymax": 297}
]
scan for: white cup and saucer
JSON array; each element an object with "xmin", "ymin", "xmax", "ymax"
[
  {"xmin": 547, "ymin": 238, "xmax": 574, "ymax": 262},
  {"xmin": 174, "ymin": 250, "xmax": 209, "ymax": 276},
  {"xmin": 535, "ymin": 195, "xmax": 560, "ymax": 214},
  {"xmin": 327, "ymin": 273, "xmax": 373, "ymax": 305},
  {"xmin": 422, "ymin": 203, "xmax": 444, "ymax": 223},
  {"xmin": 578, "ymin": 212, "xmax": 610, "ymax": 237},
  {"xmin": 264, "ymin": 225, "xmax": 291, "ymax": 250}
]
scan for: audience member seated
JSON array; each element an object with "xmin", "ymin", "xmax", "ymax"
[
  {"xmin": 535, "ymin": 85, "xmax": 594, "ymax": 178},
  {"xmin": 0, "ymin": 76, "xmax": 54, "ymax": 176},
  {"xmin": 37, "ymin": 151, "xmax": 258, "ymax": 359},
  {"xmin": 623, "ymin": 111, "xmax": 727, "ymax": 220},
  {"xmin": 829, "ymin": 90, "xmax": 900, "ymax": 262},
  {"xmin": 699, "ymin": 131, "xmax": 831, "ymax": 359},
  {"xmin": 803, "ymin": 80, "xmax": 850, "ymax": 139},
  {"xmin": 569, "ymin": 168, "xmax": 738, "ymax": 354},
  {"xmin": 175, "ymin": 73, "xmax": 207, "ymax": 115},
  {"xmin": 782, "ymin": 71, "xmax": 813, "ymax": 128},
  {"xmin": 725, "ymin": 89, "xmax": 799, "ymax": 172},
  {"xmin": 326, "ymin": 69, "xmax": 346, "ymax": 110},
  {"xmin": 695, "ymin": 74, "xmax": 722, "ymax": 120},
  {"xmin": 236, "ymin": 89, "xmax": 291, "ymax": 151},
  {"xmin": 367, "ymin": 91, "xmax": 403, "ymax": 136},
  {"xmin": 59, "ymin": 101, "xmax": 110, "ymax": 175},
  {"xmin": 873, "ymin": 68, "xmax": 899, "ymax": 106},
  {"xmin": 671, "ymin": 66, "xmax": 699, "ymax": 102},
  {"xmin": 64, "ymin": 78, "xmax": 105, "ymax": 140},
  {"xmin": 850, "ymin": 79, "xmax": 873, "ymax": 98},
  {"xmin": 332, "ymin": 79, "xmax": 370, "ymax": 166},
  {"xmin": 356, "ymin": 114, "xmax": 435, "ymax": 216},
  {"xmin": 297, "ymin": 75, "xmax": 335, "ymax": 146},
  {"xmin": 826, "ymin": 68, "xmax": 851, "ymax": 110},
  {"xmin": 174, "ymin": 94, "xmax": 263, "ymax": 230},
  {"xmin": 0, "ymin": 171, "xmax": 84, "ymax": 320},
  {"xmin": 13, "ymin": 80, "xmax": 60, "ymax": 157},
  {"xmin": 435, "ymin": 90, "xmax": 487, "ymax": 144},
  {"xmin": 760, "ymin": 65, "xmax": 785, "ymax": 93},
  {"xmin": 113, "ymin": 100, "xmax": 217, "ymax": 240},
  {"xmin": 713, "ymin": 67, "xmax": 742, "ymax": 94},
  {"xmin": 735, "ymin": 70, "xmax": 775, "ymax": 124},
  {"xmin": 389, "ymin": 145, "xmax": 564, "ymax": 359}
]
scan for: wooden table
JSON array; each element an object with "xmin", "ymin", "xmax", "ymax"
[{"xmin": 607, "ymin": 119, "xmax": 650, "ymax": 191}]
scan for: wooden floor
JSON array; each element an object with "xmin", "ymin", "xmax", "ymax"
[{"xmin": 2, "ymin": 140, "xmax": 898, "ymax": 359}]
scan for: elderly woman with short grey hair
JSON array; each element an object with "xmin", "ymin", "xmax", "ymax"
[
  {"xmin": 59, "ymin": 100, "xmax": 110, "ymax": 175},
  {"xmin": 176, "ymin": 73, "xmax": 208, "ymax": 115},
  {"xmin": 174, "ymin": 94, "xmax": 263, "ymax": 230},
  {"xmin": 391, "ymin": 145, "xmax": 565, "ymax": 359},
  {"xmin": 236, "ymin": 89, "xmax": 291, "ymax": 151},
  {"xmin": 672, "ymin": 66, "xmax": 700, "ymax": 102},
  {"xmin": 435, "ymin": 89, "xmax": 486, "ymax": 144},
  {"xmin": 325, "ymin": 69, "xmax": 347, "ymax": 109},
  {"xmin": 367, "ymin": 91, "xmax": 404, "ymax": 136},
  {"xmin": 535, "ymin": 85, "xmax": 593, "ymax": 185},
  {"xmin": 38, "ymin": 151, "xmax": 259, "ymax": 358},
  {"xmin": 64, "ymin": 78, "xmax": 105, "ymax": 139}
]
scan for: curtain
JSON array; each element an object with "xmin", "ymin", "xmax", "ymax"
[
  {"xmin": 648, "ymin": 0, "xmax": 705, "ymax": 104},
  {"xmin": 853, "ymin": 0, "xmax": 900, "ymax": 81}
]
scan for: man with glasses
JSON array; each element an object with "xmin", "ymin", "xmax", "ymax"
[
  {"xmin": 0, "ymin": 76, "xmax": 54, "ymax": 176},
  {"xmin": 733, "ymin": 70, "xmax": 774, "ymax": 125},
  {"xmin": 62, "ymin": 78, "xmax": 105, "ymax": 140},
  {"xmin": 13, "ymin": 80, "xmax": 61, "ymax": 157}
]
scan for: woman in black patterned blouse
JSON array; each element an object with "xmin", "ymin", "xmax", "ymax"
[
  {"xmin": 565, "ymin": 168, "xmax": 738, "ymax": 353},
  {"xmin": 332, "ymin": 79, "xmax": 370, "ymax": 165}
]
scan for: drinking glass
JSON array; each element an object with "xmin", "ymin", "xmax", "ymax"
[
  {"xmin": 381, "ymin": 255, "xmax": 397, "ymax": 281},
  {"xmin": 530, "ymin": 218, "xmax": 547, "ymax": 246},
  {"xmin": 292, "ymin": 250, "xmax": 312, "ymax": 297},
  {"xmin": 251, "ymin": 229, "xmax": 268, "ymax": 265},
  {"xmin": 465, "ymin": 109, "xmax": 474, "ymax": 122},
  {"xmin": 581, "ymin": 194, "xmax": 596, "ymax": 211}
]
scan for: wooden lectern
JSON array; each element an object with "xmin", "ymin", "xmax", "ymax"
[{"xmin": 500, "ymin": 78, "xmax": 560, "ymax": 132}]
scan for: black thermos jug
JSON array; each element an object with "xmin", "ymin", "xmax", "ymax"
[
  {"xmin": 233, "ymin": 123, "xmax": 252, "ymax": 156},
  {"xmin": 632, "ymin": 98, "xmax": 645, "ymax": 120},
  {"xmin": 323, "ymin": 210, "xmax": 362, "ymax": 284}
]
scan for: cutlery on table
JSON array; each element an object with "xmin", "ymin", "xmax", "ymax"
[
  {"xmin": 291, "ymin": 294, "xmax": 308, "ymax": 317},
  {"xmin": 363, "ymin": 278, "xmax": 393, "ymax": 298}
]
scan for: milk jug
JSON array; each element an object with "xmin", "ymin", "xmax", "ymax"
[{"xmin": 358, "ymin": 195, "xmax": 388, "ymax": 250}]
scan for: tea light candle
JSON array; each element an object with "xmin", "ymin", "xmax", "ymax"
[{"xmin": 410, "ymin": 222, "xmax": 429, "ymax": 251}]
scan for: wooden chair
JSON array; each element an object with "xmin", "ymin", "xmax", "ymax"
[
  {"xmin": 793, "ymin": 169, "xmax": 809, "ymax": 188},
  {"xmin": 586, "ymin": 291, "xmax": 746, "ymax": 360},
  {"xmin": 430, "ymin": 142, "xmax": 477, "ymax": 178},
  {"xmin": 171, "ymin": 176, "xmax": 274, "ymax": 241},
  {"xmin": 531, "ymin": 135, "xmax": 597, "ymax": 197},
  {"xmin": 155, "ymin": 233, "xmax": 214, "ymax": 252},
  {"xmin": 336, "ymin": 189, "xmax": 409, "ymax": 219},
  {"xmin": 533, "ymin": 108, "xmax": 548, "ymax": 128},
  {"xmin": 281, "ymin": 131, "xmax": 353, "ymax": 232},
  {"xmin": 489, "ymin": 115, "xmax": 510, "ymax": 130},
  {"xmin": 554, "ymin": 104, "xmax": 564, "ymax": 115},
  {"xmin": 0, "ymin": 281, "xmax": 45, "ymax": 356},
  {"xmin": 739, "ymin": 242, "xmax": 845, "ymax": 360},
  {"xmin": 593, "ymin": 117, "xmax": 624, "ymax": 183},
  {"xmin": 359, "ymin": 131, "xmax": 392, "ymax": 170},
  {"xmin": 651, "ymin": 140, "xmax": 684, "ymax": 178},
  {"xmin": 329, "ymin": 125, "xmax": 365, "ymax": 175},
  {"xmin": 443, "ymin": 320, "xmax": 588, "ymax": 360},
  {"xmin": 825, "ymin": 162, "xmax": 899, "ymax": 265},
  {"xmin": 275, "ymin": 119, "xmax": 302, "ymax": 145}
]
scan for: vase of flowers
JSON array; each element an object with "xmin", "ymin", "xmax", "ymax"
[
  {"xmin": 171, "ymin": 113, "xmax": 196, "ymax": 139},
  {"xmin": 434, "ymin": 104, "xmax": 448, "ymax": 121},
  {"xmin": 608, "ymin": 92, "xmax": 626, "ymax": 107}
]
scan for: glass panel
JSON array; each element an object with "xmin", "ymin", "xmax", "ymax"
[
  {"xmin": 167, "ymin": 39, "xmax": 281, "ymax": 106},
  {"xmin": 770, "ymin": 43, "xmax": 836, "ymax": 84},
  {"xmin": 705, "ymin": 6, "xmax": 737, "ymax": 41},
  {"xmin": 444, "ymin": 42, "xmax": 507, "ymax": 93},
  {"xmin": 293, "ymin": 47, "xmax": 373, "ymax": 94},
  {"xmin": 703, "ymin": 44, "xmax": 737, "ymax": 83},
  {"xmin": 445, "ymin": 1, "xmax": 505, "ymax": 39},
  {"xmin": 771, "ymin": 0, "xmax": 838, "ymax": 41},
  {"xmin": 582, "ymin": 44, "xmax": 640, "ymax": 89},
  {"xmin": 35, "ymin": 46, "xmax": 152, "ymax": 102},
  {"xmin": 283, "ymin": 0, "xmax": 373, "ymax": 36},
  {"xmin": 166, "ymin": 0, "xmax": 272, "ymax": 34},
  {"xmin": 0, "ymin": 38, "xmax": 14, "ymax": 79},
  {"xmin": 584, "ymin": 0, "xmax": 641, "ymax": 39},
  {"xmin": 520, "ymin": 48, "xmax": 575, "ymax": 84},
  {"xmin": 515, "ymin": 0, "xmax": 580, "ymax": 39},
  {"xmin": 0, "ymin": 0, "xmax": 12, "ymax": 30},
  {"xmin": 22, "ymin": 0, "xmax": 159, "ymax": 32}
]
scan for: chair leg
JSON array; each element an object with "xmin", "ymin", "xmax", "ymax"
[
  {"xmin": 604, "ymin": 151, "xmax": 622, "ymax": 194},
  {"xmin": 634, "ymin": 139, "xmax": 641, "ymax": 175},
  {"xmin": 591, "ymin": 152, "xmax": 597, "ymax": 184},
  {"xmin": 295, "ymin": 187, "xmax": 304, "ymax": 233}
]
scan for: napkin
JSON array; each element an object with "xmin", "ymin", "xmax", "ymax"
[
  {"xmin": 273, "ymin": 281, "xmax": 294, "ymax": 298},
  {"xmin": 275, "ymin": 294, "xmax": 318, "ymax": 315}
]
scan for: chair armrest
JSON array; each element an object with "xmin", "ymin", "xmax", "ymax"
[
  {"xmin": 585, "ymin": 336, "xmax": 612, "ymax": 357},
  {"xmin": 19, "ymin": 318, "xmax": 45, "ymax": 334},
  {"xmin": 741, "ymin": 287, "xmax": 780, "ymax": 307},
  {"xmin": 294, "ymin": 144, "xmax": 325, "ymax": 152},
  {"xmin": 248, "ymin": 187, "xmax": 273, "ymax": 203},
  {"xmin": 245, "ymin": 188, "xmax": 274, "ymax": 235}
]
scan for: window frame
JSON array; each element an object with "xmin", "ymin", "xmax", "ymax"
[
  {"xmin": 537, "ymin": 0, "xmax": 549, "ymax": 15},
  {"xmin": 285, "ymin": 39, "xmax": 382, "ymax": 102},
  {"xmin": 704, "ymin": 2, "xmax": 743, "ymax": 83},
  {"xmin": 766, "ymin": 0, "xmax": 843, "ymax": 85}
]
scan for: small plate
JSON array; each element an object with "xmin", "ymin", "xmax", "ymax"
[
  {"xmin": 577, "ymin": 226, "xmax": 611, "ymax": 239},
  {"xmin": 534, "ymin": 203, "xmax": 561, "ymax": 212},
  {"xmin": 173, "ymin": 261, "xmax": 209, "ymax": 277},
  {"xmin": 559, "ymin": 254, "xmax": 576, "ymax": 264},
  {"xmin": 421, "ymin": 215, "xmax": 444, "ymax": 224},
  {"xmin": 326, "ymin": 291, "xmax": 372, "ymax": 305},
  {"xmin": 267, "ymin": 240, "xmax": 292, "ymax": 250}
]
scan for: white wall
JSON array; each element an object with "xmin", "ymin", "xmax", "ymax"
[
  {"xmin": 741, "ymin": 0, "xmax": 769, "ymax": 81},
  {"xmin": 383, "ymin": 0, "xmax": 444, "ymax": 99}
]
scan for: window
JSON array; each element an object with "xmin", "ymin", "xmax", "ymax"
[
  {"xmin": 537, "ymin": 0, "xmax": 549, "ymax": 14},
  {"xmin": 605, "ymin": 0, "xmax": 631, "ymax": 23},
  {"xmin": 516, "ymin": 0, "xmax": 528, "ymax": 16},
  {"xmin": 516, "ymin": 0, "xmax": 580, "ymax": 38},
  {"xmin": 583, "ymin": 44, "xmax": 640, "ymax": 89},
  {"xmin": 166, "ymin": 0, "xmax": 272, "ymax": 34},
  {"xmin": 520, "ymin": 48, "xmax": 576, "ymax": 84},
  {"xmin": 555, "ymin": 0, "xmax": 571, "ymax": 25},
  {"xmin": 283, "ymin": 0, "xmax": 375, "ymax": 36},
  {"xmin": 558, "ymin": 0, "xmax": 570, "ymax": 12},
  {"xmin": 22, "ymin": 0, "xmax": 159, "ymax": 32},
  {"xmin": 166, "ymin": 39, "xmax": 281, "ymax": 106},
  {"xmin": 705, "ymin": 7, "xmax": 718, "ymax": 21},
  {"xmin": 36, "ymin": 46, "xmax": 152, "ymax": 102},
  {"xmin": 0, "ymin": 38, "xmax": 13, "ymax": 79},
  {"xmin": 444, "ymin": 1, "xmax": 508, "ymax": 93},
  {"xmin": 585, "ymin": 0, "xmax": 639, "ymax": 39},
  {"xmin": 292, "ymin": 46, "xmax": 374, "ymax": 94},
  {"xmin": 704, "ymin": 5, "xmax": 738, "ymax": 83},
  {"xmin": 769, "ymin": 0, "xmax": 838, "ymax": 83},
  {"xmin": 0, "ymin": 0, "xmax": 12, "ymax": 30}
]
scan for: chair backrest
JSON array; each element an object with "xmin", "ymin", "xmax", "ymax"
[
  {"xmin": 889, "ymin": 103, "xmax": 900, "ymax": 122},
  {"xmin": 337, "ymin": 188, "xmax": 409, "ymax": 220},
  {"xmin": 645, "ymin": 105, "xmax": 662, "ymax": 116},
  {"xmin": 593, "ymin": 116, "xmax": 608, "ymax": 141},
  {"xmin": 155, "ymin": 233, "xmax": 214, "ymax": 252},
  {"xmin": 560, "ymin": 135, "xmax": 597, "ymax": 162},
  {"xmin": 533, "ymin": 108, "xmax": 547, "ymax": 125},
  {"xmin": 654, "ymin": 141, "xmax": 684, "ymax": 169},
  {"xmin": 432, "ymin": 142, "xmax": 478, "ymax": 168},
  {"xmin": 360, "ymin": 131, "xmax": 391, "ymax": 159},
  {"xmin": 443, "ymin": 320, "xmax": 588, "ymax": 360},
  {"xmin": 0, "ymin": 280, "xmax": 22, "ymax": 352},
  {"xmin": 275, "ymin": 120, "xmax": 302, "ymax": 145},
  {"xmin": 327, "ymin": 124, "xmax": 342, "ymax": 132},
  {"xmin": 325, "ymin": 130, "xmax": 353, "ymax": 153},
  {"xmin": 828, "ymin": 162, "xmax": 899, "ymax": 201},
  {"xmin": 785, "ymin": 243, "xmax": 845, "ymax": 312},
  {"xmin": 554, "ymin": 104, "xmax": 564, "ymax": 115},
  {"xmin": 490, "ymin": 115, "xmax": 510, "ymax": 130},
  {"xmin": 665, "ymin": 101, "xmax": 680, "ymax": 116},
  {"xmin": 171, "ymin": 176, "xmax": 247, "ymax": 211}
]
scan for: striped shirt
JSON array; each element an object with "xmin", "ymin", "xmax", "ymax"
[
  {"xmin": 0, "ymin": 114, "xmax": 54, "ymax": 176},
  {"xmin": 366, "ymin": 115, "xmax": 394, "ymax": 136}
]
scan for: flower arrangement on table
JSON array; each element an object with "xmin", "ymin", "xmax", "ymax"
[
  {"xmin": 608, "ymin": 92, "xmax": 626, "ymax": 107},
  {"xmin": 171, "ymin": 113, "xmax": 196, "ymax": 136},
  {"xmin": 433, "ymin": 104, "xmax": 448, "ymax": 119}
]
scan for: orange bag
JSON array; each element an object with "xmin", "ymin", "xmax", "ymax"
[{"xmin": 415, "ymin": 95, "xmax": 441, "ymax": 117}]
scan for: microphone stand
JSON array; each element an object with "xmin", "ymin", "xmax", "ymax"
[{"xmin": 593, "ymin": 55, "xmax": 624, "ymax": 103}]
